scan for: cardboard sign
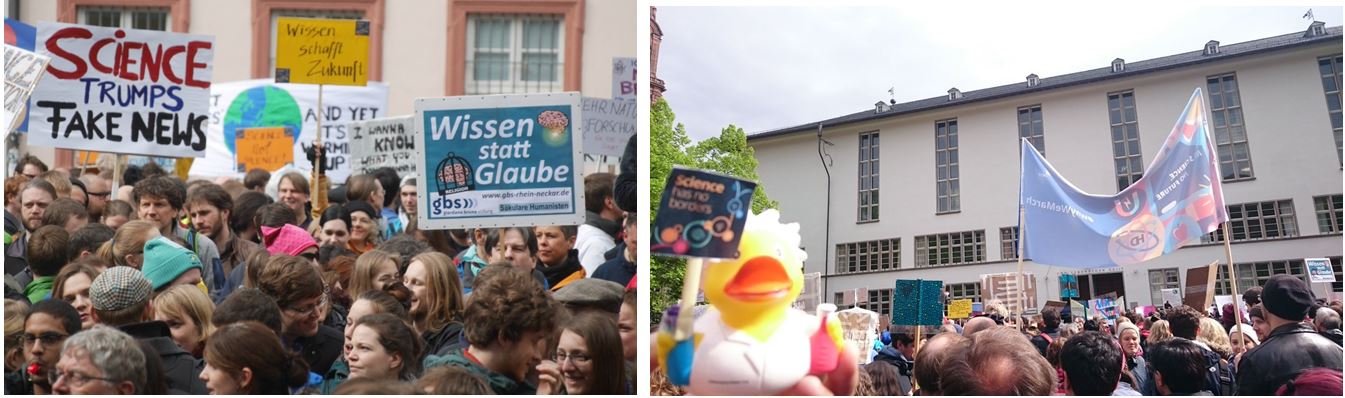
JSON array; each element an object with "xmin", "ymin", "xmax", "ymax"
[
  {"xmin": 1183, "ymin": 262, "xmax": 1219, "ymax": 310},
  {"xmin": 414, "ymin": 93, "xmax": 584, "ymax": 230},
  {"xmin": 350, "ymin": 115, "xmax": 415, "ymax": 175},
  {"xmin": 892, "ymin": 279, "xmax": 943, "ymax": 326},
  {"xmin": 5, "ymin": 44, "xmax": 49, "ymax": 133},
  {"xmin": 234, "ymin": 127, "xmax": 294, "ymax": 172},
  {"xmin": 947, "ymin": 299, "xmax": 973, "ymax": 319},
  {"xmin": 1042, "ymin": 300, "xmax": 1067, "ymax": 316},
  {"xmin": 837, "ymin": 308, "xmax": 878, "ymax": 365},
  {"xmin": 1161, "ymin": 288, "xmax": 1182, "ymax": 307},
  {"xmin": 651, "ymin": 167, "xmax": 757, "ymax": 259},
  {"xmin": 1070, "ymin": 299, "xmax": 1087, "ymax": 320},
  {"xmin": 189, "ymin": 79, "xmax": 388, "ymax": 181},
  {"xmin": 30, "ymin": 23, "xmax": 214, "ymax": 157},
  {"xmin": 1306, "ymin": 258, "xmax": 1336, "ymax": 283},
  {"xmin": 611, "ymin": 57, "xmax": 636, "ymax": 101},
  {"xmin": 581, "ymin": 97, "xmax": 635, "ymax": 158},
  {"xmin": 981, "ymin": 272, "xmax": 1038, "ymax": 315},
  {"xmin": 274, "ymin": 17, "xmax": 369, "ymax": 86}
]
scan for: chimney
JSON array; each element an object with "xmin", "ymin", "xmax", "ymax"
[
  {"xmin": 947, "ymin": 88, "xmax": 963, "ymax": 101},
  {"xmin": 1204, "ymin": 40, "xmax": 1220, "ymax": 55},
  {"xmin": 1111, "ymin": 58, "xmax": 1125, "ymax": 73},
  {"xmin": 1305, "ymin": 21, "xmax": 1326, "ymax": 38},
  {"xmin": 875, "ymin": 101, "xmax": 890, "ymax": 114},
  {"xmin": 1026, "ymin": 73, "xmax": 1040, "ymax": 88}
]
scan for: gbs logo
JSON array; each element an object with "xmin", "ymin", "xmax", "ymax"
[{"xmin": 431, "ymin": 197, "xmax": 476, "ymax": 216}]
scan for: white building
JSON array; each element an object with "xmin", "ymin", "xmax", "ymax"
[
  {"xmin": 748, "ymin": 23, "xmax": 1343, "ymax": 322},
  {"xmin": 8, "ymin": 0, "xmax": 634, "ymax": 174}
]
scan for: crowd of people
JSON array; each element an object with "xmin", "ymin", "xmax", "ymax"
[
  {"xmin": 650, "ymin": 278, "xmax": 1343, "ymax": 396},
  {"xmin": 4, "ymin": 136, "xmax": 640, "ymax": 395}
]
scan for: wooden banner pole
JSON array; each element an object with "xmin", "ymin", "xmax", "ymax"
[
  {"xmin": 1017, "ymin": 206, "xmax": 1028, "ymax": 332},
  {"xmin": 310, "ymin": 84, "xmax": 324, "ymax": 221},
  {"xmin": 1222, "ymin": 222, "xmax": 1247, "ymax": 348},
  {"xmin": 674, "ymin": 258, "xmax": 704, "ymax": 341}
]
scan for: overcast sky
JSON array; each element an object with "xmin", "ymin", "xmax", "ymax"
[{"xmin": 657, "ymin": 4, "xmax": 1344, "ymax": 142}]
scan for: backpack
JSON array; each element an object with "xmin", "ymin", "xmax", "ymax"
[{"xmin": 1199, "ymin": 345, "xmax": 1236, "ymax": 396}]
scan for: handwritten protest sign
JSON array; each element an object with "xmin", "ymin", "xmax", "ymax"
[
  {"xmin": 651, "ymin": 167, "xmax": 757, "ymax": 259},
  {"xmin": 837, "ymin": 308, "xmax": 878, "ymax": 365},
  {"xmin": 947, "ymin": 299, "xmax": 973, "ymax": 319},
  {"xmin": 275, "ymin": 17, "xmax": 368, "ymax": 86},
  {"xmin": 581, "ymin": 97, "xmax": 635, "ymax": 158},
  {"xmin": 893, "ymin": 279, "xmax": 943, "ymax": 326},
  {"xmin": 612, "ymin": 57, "xmax": 636, "ymax": 101},
  {"xmin": 234, "ymin": 127, "xmax": 294, "ymax": 172},
  {"xmin": 30, "ymin": 23, "xmax": 214, "ymax": 157},
  {"xmin": 415, "ymin": 93, "xmax": 584, "ymax": 229},
  {"xmin": 5, "ymin": 44, "xmax": 49, "ymax": 133},
  {"xmin": 350, "ymin": 115, "xmax": 414, "ymax": 175},
  {"xmin": 189, "ymin": 79, "xmax": 387, "ymax": 181}
]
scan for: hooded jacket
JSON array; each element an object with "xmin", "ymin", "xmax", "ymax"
[
  {"xmin": 424, "ymin": 348, "xmax": 536, "ymax": 395},
  {"xmin": 872, "ymin": 345, "xmax": 914, "ymax": 395},
  {"xmin": 120, "ymin": 321, "xmax": 208, "ymax": 395}
]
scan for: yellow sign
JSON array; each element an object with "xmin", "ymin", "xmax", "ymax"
[
  {"xmin": 275, "ymin": 17, "xmax": 369, "ymax": 86},
  {"xmin": 948, "ymin": 299, "xmax": 973, "ymax": 319},
  {"xmin": 235, "ymin": 127, "xmax": 294, "ymax": 172}
]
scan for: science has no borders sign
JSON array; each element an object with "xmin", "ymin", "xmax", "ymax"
[
  {"xmin": 414, "ymin": 93, "xmax": 584, "ymax": 230},
  {"xmin": 30, "ymin": 22, "xmax": 214, "ymax": 158}
]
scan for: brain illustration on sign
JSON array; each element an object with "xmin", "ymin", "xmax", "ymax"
[
  {"xmin": 538, "ymin": 110, "xmax": 570, "ymax": 147},
  {"xmin": 223, "ymin": 86, "xmax": 303, "ymax": 154}
]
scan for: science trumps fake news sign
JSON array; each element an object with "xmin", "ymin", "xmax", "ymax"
[
  {"xmin": 30, "ymin": 22, "xmax": 213, "ymax": 158},
  {"xmin": 414, "ymin": 93, "xmax": 584, "ymax": 230}
]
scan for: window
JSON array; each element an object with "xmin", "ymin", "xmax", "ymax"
[
  {"xmin": 1018, "ymin": 105, "xmax": 1045, "ymax": 155},
  {"xmin": 1000, "ymin": 226, "xmax": 1019, "ymax": 260},
  {"xmin": 1319, "ymin": 55, "xmax": 1343, "ymax": 164},
  {"xmin": 935, "ymin": 119, "xmax": 960, "ymax": 213},
  {"xmin": 945, "ymin": 282, "xmax": 982, "ymax": 302},
  {"xmin": 1204, "ymin": 200, "xmax": 1298, "ymax": 243},
  {"xmin": 914, "ymin": 230, "xmax": 984, "ymax": 267},
  {"xmin": 836, "ymin": 238, "xmax": 900, "ymax": 274},
  {"xmin": 1214, "ymin": 260, "xmax": 1310, "ymax": 296},
  {"xmin": 465, "ymin": 14, "xmax": 564, "ymax": 95},
  {"xmin": 269, "ymin": 9, "xmax": 365, "ymax": 75},
  {"xmin": 861, "ymin": 289, "xmax": 893, "ymax": 319},
  {"xmin": 1207, "ymin": 73, "xmax": 1255, "ymax": 181},
  {"xmin": 1148, "ymin": 268, "xmax": 1181, "ymax": 307},
  {"xmin": 858, "ymin": 131, "xmax": 880, "ymax": 221},
  {"xmin": 1315, "ymin": 195, "xmax": 1343, "ymax": 233},
  {"xmin": 78, "ymin": 6, "xmax": 169, "ymax": 30},
  {"xmin": 1108, "ymin": 91, "xmax": 1143, "ymax": 191}
]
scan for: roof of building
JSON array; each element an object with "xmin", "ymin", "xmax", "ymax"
[{"xmin": 748, "ymin": 23, "xmax": 1342, "ymax": 142}]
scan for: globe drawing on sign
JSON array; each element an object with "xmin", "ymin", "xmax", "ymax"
[{"xmin": 223, "ymin": 86, "xmax": 303, "ymax": 154}]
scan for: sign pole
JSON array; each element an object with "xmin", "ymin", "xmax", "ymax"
[
  {"xmin": 1017, "ymin": 205, "xmax": 1028, "ymax": 332},
  {"xmin": 311, "ymin": 84, "xmax": 324, "ymax": 221},
  {"xmin": 674, "ymin": 258, "xmax": 704, "ymax": 341},
  {"xmin": 111, "ymin": 154, "xmax": 123, "ymax": 195},
  {"xmin": 915, "ymin": 279, "xmax": 924, "ymax": 354},
  {"xmin": 1221, "ymin": 222, "xmax": 1247, "ymax": 348}
]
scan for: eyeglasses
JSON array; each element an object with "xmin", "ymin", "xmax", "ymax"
[
  {"xmin": 285, "ymin": 294, "xmax": 329, "ymax": 318},
  {"xmin": 86, "ymin": 191, "xmax": 111, "ymax": 198},
  {"xmin": 48, "ymin": 368, "xmax": 117, "ymax": 388},
  {"xmin": 23, "ymin": 332, "xmax": 68, "ymax": 347},
  {"xmin": 553, "ymin": 352, "xmax": 591, "ymax": 365}
]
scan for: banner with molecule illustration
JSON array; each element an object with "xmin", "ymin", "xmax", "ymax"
[
  {"xmin": 414, "ymin": 92, "xmax": 583, "ymax": 230},
  {"xmin": 652, "ymin": 167, "xmax": 757, "ymax": 260}
]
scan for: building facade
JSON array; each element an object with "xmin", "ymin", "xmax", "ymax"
[
  {"xmin": 9, "ymin": 0, "xmax": 634, "ymax": 173},
  {"xmin": 748, "ymin": 23, "xmax": 1344, "ymax": 321}
]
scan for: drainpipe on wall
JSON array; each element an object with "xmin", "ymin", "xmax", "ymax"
[{"xmin": 817, "ymin": 123, "xmax": 833, "ymax": 300}]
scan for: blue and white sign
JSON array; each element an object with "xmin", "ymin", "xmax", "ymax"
[
  {"xmin": 1306, "ymin": 258, "xmax": 1336, "ymax": 283},
  {"xmin": 414, "ymin": 92, "xmax": 584, "ymax": 230}
]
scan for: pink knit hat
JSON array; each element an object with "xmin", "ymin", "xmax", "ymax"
[{"xmin": 262, "ymin": 224, "xmax": 318, "ymax": 257}]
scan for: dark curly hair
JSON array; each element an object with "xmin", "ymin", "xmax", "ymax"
[
  {"xmin": 132, "ymin": 176, "xmax": 186, "ymax": 210},
  {"xmin": 463, "ymin": 265, "xmax": 559, "ymax": 346}
]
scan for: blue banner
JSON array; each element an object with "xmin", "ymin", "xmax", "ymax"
[{"xmin": 1020, "ymin": 88, "xmax": 1228, "ymax": 268}]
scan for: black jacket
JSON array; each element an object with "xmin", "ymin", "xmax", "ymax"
[
  {"xmin": 294, "ymin": 324, "xmax": 345, "ymax": 376},
  {"xmin": 872, "ymin": 345, "xmax": 914, "ymax": 395},
  {"xmin": 120, "ymin": 321, "xmax": 208, "ymax": 395},
  {"xmin": 1235, "ymin": 323, "xmax": 1343, "ymax": 396},
  {"xmin": 593, "ymin": 251, "xmax": 635, "ymax": 287},
  {"xmin": 614, "ymin": 135, "xmax": 636, "ymax": 212},
  {"xmin": 423, "ymin": 321, "xmax": 466, "ymax": 358}
]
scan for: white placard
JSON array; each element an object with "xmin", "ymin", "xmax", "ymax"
[
  {"xmin": 350, "ymin": 115, "xmax": 415, "ymax": 176},
  {"xmin": 611, "ymin": 57, "xmax": 636, "ymax": 101},
  {"xmin": 581, "ymin": 97, "xmax": 635, "ymax": 158}
]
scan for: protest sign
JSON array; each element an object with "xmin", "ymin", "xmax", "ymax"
[
  {"xmin": 1183, "ymin": 262, "xmax": 1219, "ymax": 310},
  {"xmin": 7, "ymin": 18, "xmax": 38, "ymax": 132},
  {"xmin": 1161, "ymin": 288, "xmax": 1182, "ymax": 307},
  {"xmin": 837, "ymin": 308, "xmax": 878, "ymax": 365},
  {"xmin": 981, "ymin": 272, "xmax": 1038, "ymax": 316},
  {"xmin": 234, "ymin": 127, "xmax": 294, "ymax": 172},
  {"xmin": 1070, "ymin": 299, "xmax": 1087, "ymax": 320},
  {"xmin": 892, "ymin": 279, "xmax": 943, "ymax": 326},
  {"xmin": 1059, "ymin": 274, "xmax": 1080, "ymax": 299},
  {"xmin": 5, "ymin": 44, "xmax": 48, "ymax": 133},
  {"xmin": 792, "ymin": 272, "xmax": 822, "ymax": 313},
  {"xmin": 350, "ymin": 115, "xmax": 414, "ymax": 175},
  {"xmin": 189, "ymin": 79, "xmax": 387, "ymax": 180},
  {"xmin": 415, "ymin": 93, "xmax": 584, "ymax": 230},
  {"xmin": 651, "ymin": 167, "xmax": 757, "ymax": 259},
  {"xmin": 1306, "ymin": 258, "xmax": 1336, "ymax": 283},
  {"xmin": 612, "ymin": 57, "xmax": 636, "ymax": 101},
  {"xmin": 947, "ymin": 299, "xmax": 973, "ymax": 319},
  {"xmin": 581, "ymin": 97, "xmax": 635, "ymax": 158},
  {"xmin": 30, "ymin": 23, "xmax": 214, "ymax": 158},
  {"xmin": 274, "ymin": 17, "xmax": 369, "ymax": 86}
]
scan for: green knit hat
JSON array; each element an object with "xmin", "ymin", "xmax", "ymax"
[{"xmin": 141, "ymin": 236, "xmax": 202, "ymax": 291}]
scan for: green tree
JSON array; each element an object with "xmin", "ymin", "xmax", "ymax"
[{"xmin": 649, "ymin": 98, "xmax": 777, "ymax": 323}]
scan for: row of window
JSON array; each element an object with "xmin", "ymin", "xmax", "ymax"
[
  {"xmin": 73, "ymin": 6, "xmax": 565, "ymax": 95},
  {"xmin": 835, "ymin": 195, "xmax": 1341, "ymax": 274},
  {"xmin": 858, "ymin": 57, "xmax": 1344, "ymax": 220}
]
